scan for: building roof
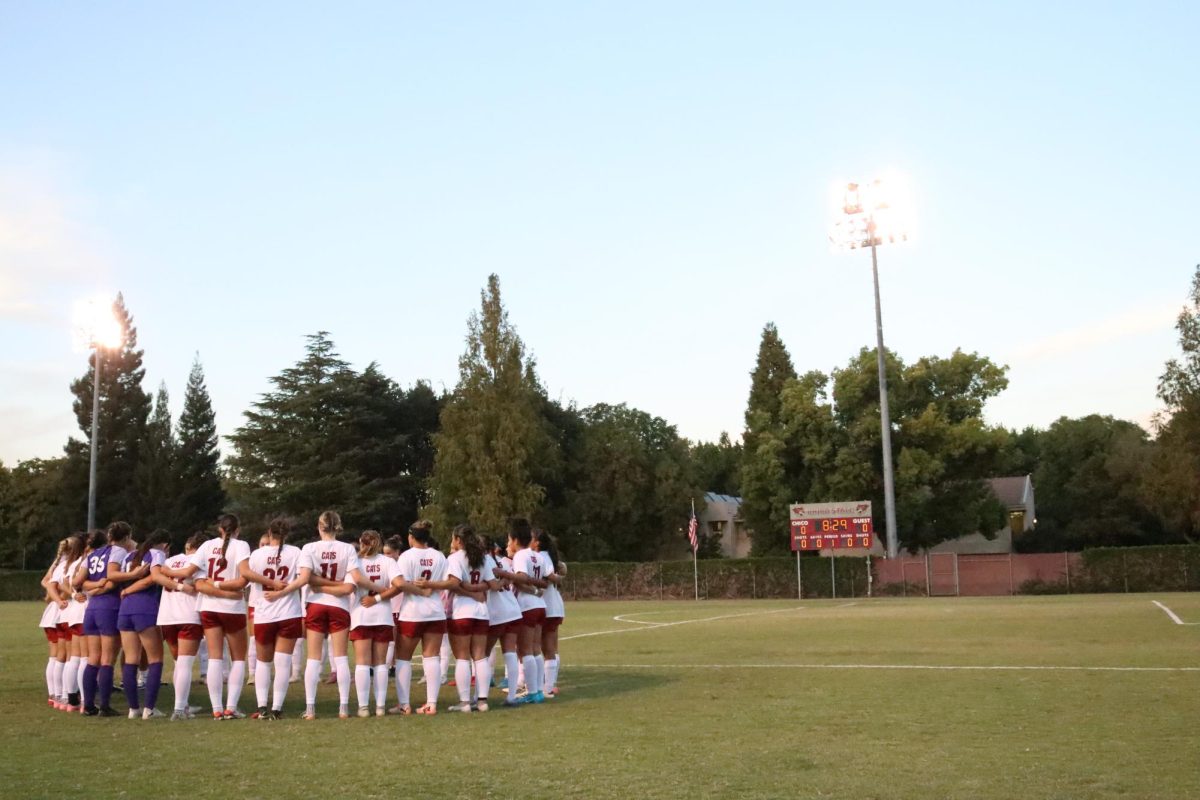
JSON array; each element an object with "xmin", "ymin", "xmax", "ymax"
[
  {"xmin": 704, "ymin": 492, "xmax": 742, "ymax": 505},
  {"xmin": 987, "ymin": 476, "xmax": 1031, "ymax": 508}
]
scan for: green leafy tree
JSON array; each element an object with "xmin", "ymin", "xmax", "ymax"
[
  {"xmin": 61, "ymin": 293, "xmax": 152, "ymax": 529},
  {"xmin": 0, "ymin": 458, "xmax": 72, "ymax": 568},
  {"xmin": 423, "ymin": 275, "xmax": 559, "ymax": 536},
  {"xmin": 562, "ymin": 403, "xmax": 698, "ymax": 561},
  {"xmin": 689, "ymin": 432, "xmax": 742, "ymax": 497},
  {"xmin": 174, "ymin": 356, "xmax": 227, "ymax": 539},
  {"xmin": 134, "ymin": 382, "xmax": 178, "ymax": 531},
  {"xmin": 740, "ymin": 323, "xmax": 798, "ymax": 554},
  {"xmin": 1143, "ymin": 264, "xmax": 1200, "ymax": 543}
]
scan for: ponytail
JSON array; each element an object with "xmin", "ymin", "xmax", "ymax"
[
  {"xmin": 134, "ymin": 529, "xmax": 170, "ymax": 569},
  {"xmin": 266, "ymin": 517, "xmax": 292, "ymax": 562},
  {"xmin": 534, "ymin": 529, "xmax": 562, "ymax": 571},
  {"xmin": 358, "ymin": 530, "xmax": 382, "ymax": 559},
  {"xmin": 216, "ymin": 513, "xmax": 240, "ymax": 569},
  {"xmin": 453, "ymin": 524, "xmax": 485, "ymax": 570},
  {"xmin": 408, "ymin": 520, "xmax": 436, "ymax": 548}
]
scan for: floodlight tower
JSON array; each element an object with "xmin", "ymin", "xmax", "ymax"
[
  {"xmin": 73, "ymin": 297, "xmax": 124, "ymax": 532},
  {"xmin": 829, "ymin": 176, "xmax": 910, "ymax": 559}
]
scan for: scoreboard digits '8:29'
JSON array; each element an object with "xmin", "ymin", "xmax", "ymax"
[{"xmin": 789, "ymin": 517, "xmax": 875, "ymax": 551}]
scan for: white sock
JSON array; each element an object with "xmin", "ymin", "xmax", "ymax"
[
  {"xmin": 271, "ymin": 653, "xmax": 291, "ymax": 709},
  {"xmin": 439, "ymin": 636, "xmax": 450, "ymax": 682},
  {"xmin": 226, "ymin": 660, "xmax": 246, "ymax": 711},
  {"xmin": 546, "ymin": 654, "xmax": 560, "ymax": 692},
  {"xmin": 46, "ymin": 657, "xmax": 56, "ymax": 698},
  {"xmin": 534, "ymin": 654, "xmax": 545, "ymax": 694},
  {"xmin": 386, "ymin": 640, "xmax": 395, "ymax": 668},
  {"xmin": 422, "ymin": 656, "xmax": 441, "ymax": 707},
  {"xmin": 488, "ymin": 647, "xmax": 497, "ymax": 675},
  {"xmin": 474, "ymin": 658, "xmax": 491, "ymax": 701},
  {"xmin": 246, "ymin": 636, "xmax": 256, "ymax": 671},
  {"xmin": 455, "ymin": 659, "xmax": 472, "ymax": 703},
  {"xmin": 62, "ymin": 657, "xmax": 79, "ymax": 701},
  {"xmin": 373, "ymin": 662, "xmax": 388, "ymax": 709},
  {"xmin": 222, "ymin": 649, "xmax": 231, "ymax": 681},
  {"xmin": 206, "ymin": 662, "xmax": 224, "ymax": 711},
  {"xmin": 304, "ymin": 658, "xmax": 321, "ymax": 706},
  {"xmin": 517, "ymin": 659, "xmax": 525, "ymax": 688},
  {"xmin": 395, "ymin": 659, "xmax": 411, "ymax": 707},
  {"xmin": 322, "ymin": 640, "xmax": 331, "ymax": 674},
  {"xmin": 522, "ymin": 655, "xmax": 537, "ymax": 695},
  {"xmin": 334, "ymin": 656, "xmax": 351, "ymax": 705},
  {"xmin": 174, "ymin": 655, "xmax": 195, "ymax": 711},
  {"xmin": 504, "ymin": 652, "xmax": 520, "ymax": 701},
  {"xmin": 255, "ymin": 660, "xmax": 271, "ymax": 708},
  {"xmin": 354, "ymin": 664, "xmax": 371, "ymax": 707},
  {"xmin": 54, "ymin": 658, "xmax": 67, "ymax": 700},
  {"xmin": 291, "ymin": 641, "xmax": 304, "ymax": 680},
  {"xmin": 198, "ymin": 639, "xmax": 208, "ymax": 677},
  {"xmin": 72, "ymin": 655, "xmax": 85, "ymax": 694}
]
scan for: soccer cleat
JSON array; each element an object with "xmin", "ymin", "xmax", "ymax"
[
  {"xmin": 66, "ymin": 704, "xmax": 80, "ymax": 713},
  {"xmin": 447, "ymin": 679, "xmax": 456, "ymax": 687},
  {"xmin": 375, "ymin": 707, "xmax": 386, "ymax": 717},
  {"xmin": 338, "ymin": 705, "xmax": 350, "ymax": 719},
  {"xmin": 357, "ymin": 707, "xmax": 370, "ymax": 718},
  {"xmin": 47, "ymin": 697, "xmax": 55, "ymax": 707},
  {"xmin": 266, "ymin": 709, "xmax": 283, "ymax": 720},
  {"xmin": 128, "ymin": 709, "xmax": 140, "ymax": 720},
  {"xmin": 253, "ymin": 707, "xmax": 268, "ymax": 720},
  {"xmin": 447, "ymin": 702, "xmax": 472, "ymax": 713},
  {"xmin": 416, "ymin": 675, "xmax": 426, "ymax": 684},
  {"xmin": 475, "ymin": 700, "xmax": 489, "ymax": 713},
  {"xmin": 302, "ymin": 708, "xmax": 317, "ymax": 721},
  {"xmin": 187, "ymin": 705, "xmax": 202, "ymax": 715},
  {"xmin": 143, "ymin": 707, "xmax": 165, "ymax": 720},
  {"xmin": 531, "ymin": 691, "xmax": 545, "ymax": 704},
  {"xmin": 415, "ymin": 703, "xmax": 437, "ymax": 715},
  {"xmin": 223, "ymin": 709, "xmax": 246, "ymax": 720},
  {"xmin": 212, "ymin": 711, "xmax": 225, "ymax": 720},
  {"xmin": 98, "ymin": 707, "xmax": 119, "ymax": 717},
  {"xmin": 548, "ymin": 687, "xmax": 559, "ymax": 697},
  {"xmin": 386, "ymin": 704, "xmax": 412, "ymax": 716},
  {"xmin": 502, "ymin": 698, "xmax": 522, "ymax": 708},
  {"xmin": 83, "ymin": 706, "xmax": 100, "ymax": 716},
  {"xmin": 498, "ymin": 678, "xmax": 508, "ymax": 690}
]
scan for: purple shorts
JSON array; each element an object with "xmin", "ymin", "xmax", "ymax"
[
  {"xmin": 117, "ymin": 612, "xmax": 158, "ymax": 633},
  {"xmin": 83, "ymin": 605, "xmax": 119, "ymax": 637}
]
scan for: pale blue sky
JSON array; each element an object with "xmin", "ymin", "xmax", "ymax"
[{"xmin": 1, "ymin": 2, "xmax": 1196, "ymax": 464}]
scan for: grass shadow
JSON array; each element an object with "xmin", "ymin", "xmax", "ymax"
[{"xmin": 560, "ymin": 667, "xmax": 674, "ymax": 702}]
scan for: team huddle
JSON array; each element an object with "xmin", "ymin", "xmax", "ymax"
[{"xmin": 36, "ymin": 512, "xmax": 566, "ymax": 719}]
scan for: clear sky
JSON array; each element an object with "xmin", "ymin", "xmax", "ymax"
[{"xmin": 1, "ymin": 2, "xmax": 1196, "ymax": 465}]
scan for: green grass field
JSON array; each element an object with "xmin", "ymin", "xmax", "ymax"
[{"xmin": 1, "ymin": 594, "xmax": 1197, "ymax": 799}]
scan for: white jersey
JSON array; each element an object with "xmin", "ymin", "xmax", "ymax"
[
  {"xmin": 396, "ymin": 547, "xmax": 448, "ymax": 622},
  {"xmin": 485, "ymin": 554, "xmax": 522, "ymax": 625},
  {"xmin": 512, "ymin": 548, "xmax": 546, "ymax": 612},
  {"xmin": 540, "ymin": 552, "xmax": 565, "ymax": 618},
  {"xmin": 190, "ymin": 537, "xmax": 251, "ymax": 614},
  {"xmin": 446, "ymin": 549, "xmax": 493, "ymax": 620},
  {"xmin": 387, "ymin": 556, "xmax": 403, "ymax": 617},
  {"xmin": 247, "ymin": 545, "xmax": 303, "ymax": 623},
  {"xmin": 157, "ymin": 553, "xmax": 201, "ymax": 626},
  {"xmin": 349, "ymin": 554, "xmax": 398, "ymax": 629},
  {"xmin": 40, "ymin": 559, "xmax": 68, "ymax": 627},
  {"xmin": 300, "ymin": 540, "xmax": 361, "ymax": 612},
  {"xmin": 63, "ymin": 557, "xmax": 87, "ymax": 626}
]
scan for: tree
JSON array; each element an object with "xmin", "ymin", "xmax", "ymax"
[
  {"xmin": 134, "ymin": 382, "xmax": 177, "ymax": 532},
  {"xmin": 0, "ymin": 458, "xmax": 72, "ymax": 568},
  {"xmin": 560, "ymin": 403, "xmax": 698, "ymax": 561},
  {"xmin": 174, "ymin": 356, "xmax": 227, "ymax": 539},
  {"xmin": 689, "ymin": 432, "xmax": 742, "ymax": 497},
  {"xmin": 423, "ymin": 275, "xmax": 559, "ymax": 535},
  {"xmin": 1144, "ymin": 264, "xmax": 1200, "ymax": 543},
  {"xmin": 229, "ymin": 333, "xmax": 441, "ymax": 535},
  {"xmin": 61, "ymin": 293, "xmax": 151, "ymax": 529},
  {"xmin": 740, "ymin": 323, "xmax": 799, "ymax": 554},
  {"xmin": 829, "ymin": 348, "xmax": 1009, "ymax": 552}
]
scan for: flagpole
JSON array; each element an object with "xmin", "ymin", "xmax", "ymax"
[{"xmin": 691, "ymin": 498, "xmax": 699, "ymax": 601}]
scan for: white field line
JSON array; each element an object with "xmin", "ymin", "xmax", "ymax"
[
  {"xmin": 1152, "ymin": 600, "xmax": 1200, "ymax": 625},
  {"xmin": 611, "ymin": 613, "xmax": 665, "ymax": 626},
  {"xmin": 568, "ymin": 663, "xmax": 1200, "ymax": 673},
  {"xmin": 837, "ymin": 602, "xmax": 858, "ymax": 608},
  {"xmin": 560, "ymin": 606, "xmax": 806, "ymax": 642}
]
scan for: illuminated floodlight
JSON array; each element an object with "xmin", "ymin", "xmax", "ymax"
[
  {"xmin": 72, "ymin": 295, "xmax": 123, "ymax": 352},
  {"xmin": 828, "ymin": 172, "xmax": 912, "ymax": 252}
]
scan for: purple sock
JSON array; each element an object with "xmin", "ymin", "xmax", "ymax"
[
  {"xmin": 122, "ymin": 663, "xmax": 139, "ymax": 710},
  {"xmin": 144, "ymin": 662, "xmax": 163, "ymax": 711},
  {"xmin": 98, "ymin": 665, "xmax": 114, "ymax": 709},
  {"xmin": 82, "ymin": 664, "xmax": 98, "ymax": 709}
]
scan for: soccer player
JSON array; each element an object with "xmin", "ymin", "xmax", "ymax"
[
  {"xmin": 154, "ymin": 532, "xmax": 206, "ymax": 720},
  {"xmin": 163, "ymin": 513, "xmax": 252, "ymax": 720},
  {"xmin": 533, "ymin": 529, "xmax": 566, "ymax": 698},
  {"xmin": 39, "ymin": 540, "xmax": 70, "ymax": 709},
  {"xmin": 392, "ymin": 520, "xmax": 445, "ymax": 715},
  {"xmin": 347, "ymin": 530, "xmax": 397, "ymax": 717},
  {"xmin": 299, "ymin": 511, "xmax": 369, "ymax": 720},
  {"xmin": 117, "ymin": 529, "xmax": 169, "ymax": 718},
  {"xmin": 75, "ymin": 523, "xmax": 137, "ymax": 716},
  {"xmin": 508, "ymin": 518, "xmax": 548, "ymax": 704},
  {"xmin": 484, "ymin": 537, "xmax": 523, "ymax": 706},
  {"xmin": 244, "ymin": 518, "xmax": 304, "ymax": 720},
  {"xmin": 442, "ymin": 524, "xmax": 494, "ymax": 712},
  {"xmin": 56, "ymin": 534, "xmax": 88, "ymax": 711},
  {"xmin": 382, "ymin": 535, "xmax": 404, "ymax": 674}
]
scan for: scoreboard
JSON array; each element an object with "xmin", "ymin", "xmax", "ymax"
[{"xmin": 789, "ymin": 501, "xmax": 876, "ymax": 551}]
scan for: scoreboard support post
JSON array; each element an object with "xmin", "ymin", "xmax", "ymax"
[
  {"xmin": 830, "ymin": 556, "xmax": 836, "ymax": 600},
  {"xmin": 795, "ymin": 549, "xmax": 802, "ymax": 600}
]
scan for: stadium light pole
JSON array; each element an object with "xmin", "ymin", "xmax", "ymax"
[
  {"xmin": 829, "ymin": 176, "xmax": 910, "ymax": 559},
  {"xmin": 73, "ymin": 296, "xmax": 123, "ymax": 532}
]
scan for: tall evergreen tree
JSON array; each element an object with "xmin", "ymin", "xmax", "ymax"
[
  {"xmin": 424, "ymin": 274, "xmax": 559, "ymax": 534},
  {"xmin": 62, "ymin": 293, "xmax": 151, "ymax": 529},
  {"xmin": 134, "ymin": 382, "xmax": 178, "ymax": 531},
  {"xmin": 175, "ymin": 355, "xmax": 227, "ymax": 537},
  {"xmin": 740, "ymin": 323, "xmax": 799, "ymax": 554}
]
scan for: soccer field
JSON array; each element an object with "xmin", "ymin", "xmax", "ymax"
[{"xmin": 1, "ymin": 594, "xmax": 1197, "ymax": 799}]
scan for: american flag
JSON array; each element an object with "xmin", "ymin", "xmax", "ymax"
[{"xmin": 687, "ymin": 513, "xmax": 698, "ymax": 553}]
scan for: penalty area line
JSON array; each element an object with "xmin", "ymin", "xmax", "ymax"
[
  {"xmin": 567, "ymin": 663, "xmax": 1200, "ymax": 673},
  {"xmin": 561, "ymin": 606, "xmax": 806, "ymax": 642},
  {"xmin": 1152, "ymin": 600, "xmax": 1199, "ymax": 625}
]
